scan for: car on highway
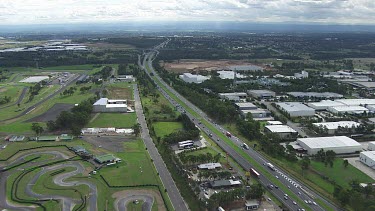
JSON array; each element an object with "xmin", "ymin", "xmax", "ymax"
[
  {"xmin": 312, "ymin": 201, "xmax": 317, "ymax": 205},
  {"xmin": 293, "ymin": 201, "xmax": 297, "ymax": 205},
  {"xmin": 284, "ymin": 196, "xmax": 288, "ymax": 200}
]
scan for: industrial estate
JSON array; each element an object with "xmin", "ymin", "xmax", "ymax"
[{"xmin": 1, "ymin": 24, "xmax": 375, "ymax": 211}]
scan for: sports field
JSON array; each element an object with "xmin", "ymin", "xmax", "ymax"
[
  {"xmin": 88, "ymin": 112, "xmax": 137, "ymax": 128},
  {"xmin": 153, "ymin": 121, "xmax": 184, "ymax": 138}
]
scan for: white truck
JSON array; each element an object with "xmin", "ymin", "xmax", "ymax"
[{"xmin": 267, "ymin": 163, "xmax": 275, "ymax": 171}]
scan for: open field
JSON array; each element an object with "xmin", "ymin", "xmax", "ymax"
[
  {"xmin": 107, "ymin": 82, "xmax": 134, "ymax": 100},
  {"xmin": 88, "ymin": 112, "xmax": 137, "ymax": 128},
  {"xmin": 161, "ymin": 59, "xmax": 264, "ymax": 73},
  {"xmin": 0, "ymin": 85, "xmax": 23, "ymax": 106},
  {"xmin": 154, "ymin": 121, "xmax": 184, "ymax": 138}
]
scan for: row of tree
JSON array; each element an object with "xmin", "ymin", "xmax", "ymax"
[{"xmin": 179, "ymin": 151, "xmax": 221, "ymax": 165}]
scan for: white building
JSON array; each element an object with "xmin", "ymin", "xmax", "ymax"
[
  {"xmin": 294, "ymin": 70, "xmax": 309, "ymax": 79},
  {"xmin": 219, "ymin": 92, "xmax": 247, "ymax": 102},
  {"xmin": 296, "ymin": 136, "xmax": 362, "ymax": 155},
  {"xmin": 217, "ymin": 70, "xmax": 246, "ymax": 79},
  {"xmin": 265, "ymin": 125, "xmax": 298, "ymax": 139},
  {"xmin": 312, "ymin": 121, "xmax": 361, "ymax": 135},
  {"xmin": 248, "ymin": 89, "xmax": 276, "ymax": 99},
  {"xmin": 288, "ymin": 92, "xmax": 343, "ymax": 99},
  {"xmin": 179, "ymin": 73, "xmax": 209, "ymax": 84},
  {"xmin": 359, "ymin": 151, "xmax": 375, "ymax": 169},
  {"xmin": 366, "ymin": 105, "xmax": 375, "ymax": 111},
  {"xmin": 327, "ymin": 105, "xmax": 369, "ymax": 115},
  {"xmin": 241, "ymin": 109, "xmax": 272, "ymax": 120},
  {"xmin": 276, "ymin": 102, "xmax": 315, "ymax": 117},
  {"xmin": 198, "ymin": 163, "xmax": 222, "ymax": 170},
  {"xmin": 368, "ymin": 142, "xmax": 375, "ymax": 151},
  {"xmin": 307, "ymin": 100, "xmax": 345, "ymax": 111},
  {"xmin": 93, "ymin": 98, "xmax": 128, "ymax": 113},
  {"xmin": 20, "ymin": 76, "xmax": 49, "ymax": 83},
  {"xmin": 266, "ymin": 121, "xmax": 283, "ymax": 125},
  {"xmin": 235, "ymin": 102, "xmax": 258, "ymax": 110},
  {"xmin": 116, "ymin": 75, "xmax": 135, "ymax": 82},
  {"xmin": 335, "ymin": 99, "xmax": 375, "ymax": 106}
]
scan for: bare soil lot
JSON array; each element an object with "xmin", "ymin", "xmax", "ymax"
[
  {"xmin": 82, "ymin": 135, "xmax": 136, "ymax": 152},
  {"xmin": 161, "ymin": 59, "xmax": 261, "ymax": 73},
  {"xmin": 26, "ymin": 103, "xmax": 74, "ymax": 122}
]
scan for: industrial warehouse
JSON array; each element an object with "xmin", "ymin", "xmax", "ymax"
[
  {"xmin": 276, "ymin": 102, "xmax": 315, "ymax": 117},
  {"xmin": 312, "ymin": 121, "xmax": 361, "ymax": 135},
  {"xmin": 296, "ymin": 136, "xmax": 362, "ymax": 155},
  {"xmin": 93, "ymin": 98, "xmax": 132, "ymax": 113}
]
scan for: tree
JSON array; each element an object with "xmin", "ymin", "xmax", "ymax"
[
  {"xmin": 132, "ymin": 123, "xmax": 141, "ymax": 136},
  {"xmin": 31, "ymin": 123, "xmax": 44, "ymax": 136},
  {"xmin": 246, "ymin": 184, "xmax": 265, "ymax": 200},
  {"xmin": 301, "ymin": 157, "xmax": 311, "ymax": 176},
  {"xmin": 343, "ymin": 159, "xmax": 349, "ymax": 168}
]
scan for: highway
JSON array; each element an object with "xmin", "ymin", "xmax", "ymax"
[
  {"xmin": 133, "ymin": 84, "xmax": 189, "ymax": 211},
  {"xmin": 139, "ymin": 40, "xmax": 340, "ymax": 211}
]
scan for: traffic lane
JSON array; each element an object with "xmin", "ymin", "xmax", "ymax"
[
  {"xmin": 144, "ymin": 53, "xmax": 322, "ymax": 211},
  {"xmin": 134, "ymin": 85, "xmax": 188, "ymax": 211}
]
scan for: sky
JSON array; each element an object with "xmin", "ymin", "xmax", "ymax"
[{"xmin": 0, "ymin": 0, "xmax": 374, "ymax": 25}]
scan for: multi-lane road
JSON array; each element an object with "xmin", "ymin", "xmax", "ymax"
[
  {"xmin": 139, "ymin": 41, "xmax": 340, "ymax": 211},
  {"xmin": 133, "ymin": 84, "xmax": 189, "ymax": 211}
]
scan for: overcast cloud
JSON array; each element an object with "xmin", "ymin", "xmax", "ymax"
[{"xmin": 0, "ymin": 0, "xmax": 374, "ymax": 25}]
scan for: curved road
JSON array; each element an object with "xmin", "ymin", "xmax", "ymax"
[
  {"xmin": 116, "ymin": 193, "xmax": 154, "ymax": 211},
  {"xmin": 26, "ymin": 162, "xmax": 97, "ymax": 211},
  {"xmin": 0, "ymin": 86, "xmax": 28, "ymax": 110},
  {"xmin": 0, "ymin": 151, "xmax": 71, "ymax": 210},
  {"xmin": 0, "ymin": 73, "xmax": 81, "ymax": 122}
]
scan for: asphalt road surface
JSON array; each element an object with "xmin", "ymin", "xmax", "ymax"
[
  {"xmin": 0, "ymin": 86, "xmax": 28, "ymax": 110},
  {"xmin": 0, "ymin": 151, "xmax": 72, "ymax": 211},
  {"xmin": 0, "ymin": 73, "xmax": 81, "ymax": 122},
  {"xmin": 139, "ymin": 43, "xmax": 340, "ymax": 211},
  {"xmin": 116, "ymin": 194, "xmax": 154, "ymax": 211},
  {"xmin": 133, "ymin": 84, "xmax": 189, "ymax": 211}
]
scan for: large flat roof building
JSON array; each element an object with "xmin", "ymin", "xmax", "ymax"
[
  {"xmin": 307, "ymin": 100, "xmax": 345, "ymax": 111},
  {"xmin": 327, "ymin": 105, "xmax": 369, "ymax": 114},
  {"xmin": 297, "ymin": 136, "xmax": 362, "ymax": 155},
  {"xmin": 93, "ymin": 98, "xmax": 129, "ymax": 113},
  {"xmin": 248, "ymin": 89, "xmax": 276, "ymax": 99},
  {"xmin": 265, "ymin": 125, "xmax": 298, "ymax": 139},
  {"xmin": 219, "ymin": 92, "xmax": 247, "ymax": 102},
  {"xmin": 276, "ymin": 102, "xmax": 315, "ymax": 117},
  {"xmin": 360, "ymin": 151, "xmax": 375, "ymax": 169},
  {"xmin": 335, "ymin": 99, "xmax": 375, "ymax": 106},
  {"xmin": 313, "ymin": 121, "xmax": 361, "ymax": 135},
  {"xmin": 198, "ymin": 163, "xmax": 222, "ymax": 170},
  {"xmin": 235, "ymin": 102, "xmax": 258, "ymax": 110},
  {"xmin": 288, "ymin": 92, "xmax": 343, "ymax": 99},
  {"xmin": 209, "ymin": 179, "xmax": 242, "ymax": 189},
  {"xmin": 179, "ymin": 73, "xmax": 209, "ymax": 84},
  {"xmin": 217, "ymin": 70, "xmax": 246, "ymax": 79},
  {"xmin": 241, "ymin": 109, "xmax": 272, "ymax": 120}
]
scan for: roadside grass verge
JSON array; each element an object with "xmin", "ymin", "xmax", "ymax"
[{"xmin": 153, "ymin": 121, "xmax": 183, "ymax": 138}]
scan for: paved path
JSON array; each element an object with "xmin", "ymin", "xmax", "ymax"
[
  {"xmin": 133, "ymin": 84, "xmax": 189, "ymax": 211},
  {"xmin": 0, "ymin": 74, "xmax": 81, "ymax": 122},
  {"xmin": 0, "ymin": 86, "xmax": 28, "ymax": 110},
  {"xmin": 0, "ymin": 151, "xmax": 71, "ymax": 211},
  {"xmin": 115, "ymin": 193, "xmax": 154, "ymax": 211}
]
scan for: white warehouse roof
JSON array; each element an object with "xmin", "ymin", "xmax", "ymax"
[
  {"xmin": 277, "ymin": 102, "xmax": 315, "ymax": 112},
  {"xmin": 307, "ymin": 100, "xmax": 345, "ymax": 110},
  {"xmin": 265, "ymin": 125, "xmax": 297, "ymax": 133},
  {"xmin": 267, "ymin": 121, "xmax": 283, "ymax": 125},
  {"xmin": 297, "ymin": 136, "xmax": 361, "ymax": 155},
  {"xmin": 235, "ymin": 102, "xmax": 257, "ymax": 108},
  {"xmin": 313, "ymin": 121, "xmax": 361, "ymax": 130},
  {"xmin": 335, "ymin": 99, "xmax": 375, "ymax": 106},
  {"xmin": 198, "ymin": 163, "xmax": 222, "ymax": 169},
  {"xmin": 328, "ymin": 105, "xmax": 368, "ymax": 113},
  {"xmin": 93, "ymin": 98, "xmax": 108, "ymax": 106},
  {"xmin": 361, "ymin": 151, "xmax": 375, "ymax": 161}
]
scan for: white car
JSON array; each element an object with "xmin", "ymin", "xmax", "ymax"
[
  {"xmin": 276, "ymin": 175, "xmax": 279, "ymax": 179},
  {"xmin": 312, "ymin": 201, "xmax": 317, "ymax": 205},
  {"xmin": 293, "ymin": 201, "xmax": 297, "ymax": 205}
]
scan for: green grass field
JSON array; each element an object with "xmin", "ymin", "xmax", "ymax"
[
  {"xmin": 153, "ymin": 121, "xmax": 183, "ymax": 138},
  {"xmin": 0, "ymin": 85, "xmax": 23, "ymax": 106},
  {"xmin": 127, "ymin": 200, "xmax": 144, "ymax": 211},
  {"xmin": 183, "ymin": 147, "xmax": 227, "ymax": 164},
  {"xmin": 100, "ymin": 140, "xmax": 158, "ymax": 186},
  {"xmin": 88, "ymin": 112, "xmax": 137, "ymax": 128}
]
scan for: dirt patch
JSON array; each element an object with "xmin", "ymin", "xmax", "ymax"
[
  {"xmin": 82, "ymin": 135, "xmax": 136, "ymax": 152},
  {"xmin": 161, "ymin": 59, "xmax": 262, "ymax": 73},
  {"xmin": 108, "ymin": 87, "xmax": 133, "ymax": 99},
  {"xmin": 112, "ymin": 189, "xmax": 166, "ymax": 211},
  {"xmin": 25, "ymin": 103, "xmax": 74, "ymax": 123}
]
